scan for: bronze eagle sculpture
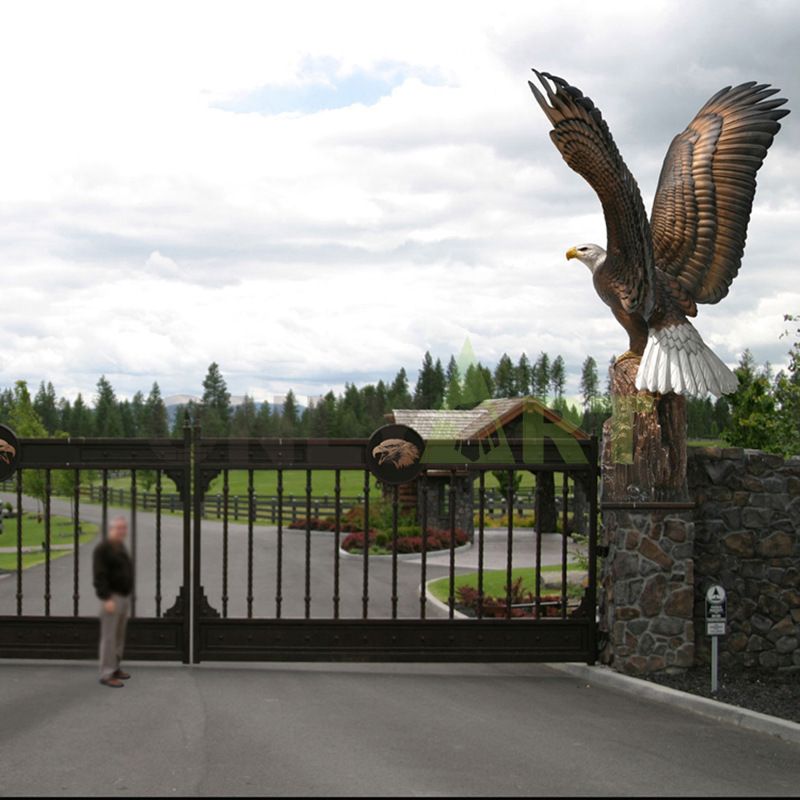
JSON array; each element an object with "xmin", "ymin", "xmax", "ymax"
[
  {"xmin": 0, "ymin": 438, "xmax": 16, "ymax": 465},
  {"xmin": 372, "ymin": 439, "xmax": 420, "ymax": 469},
  {"xmin": 529, "ymin": 71, "xmax": 789, "ymax": 397}
]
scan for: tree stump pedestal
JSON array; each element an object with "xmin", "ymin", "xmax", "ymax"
[{"xmin": 599, "ymin": 356, "xmax": 696, "ymax": 674}]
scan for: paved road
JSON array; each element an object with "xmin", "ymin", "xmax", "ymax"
[
  {"xmin": 0, "ymin": 494, "xmax": 576, "ymax": 620},
  {"xmin": 0, "ymin": 660, "xmax": 797, "ymax": 796}
]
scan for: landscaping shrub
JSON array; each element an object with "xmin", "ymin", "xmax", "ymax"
[
  {"xmin": 341, "ymin": 525, "xmax": 469, "ymax": 555},
  {"xmin": 457, "ymin": 577, "xmax": 567, "ymax": 619}
]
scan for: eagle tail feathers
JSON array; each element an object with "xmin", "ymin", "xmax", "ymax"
[{"xmin": 635, "ymin": 323, "xmax": 738, "ymax": 398}]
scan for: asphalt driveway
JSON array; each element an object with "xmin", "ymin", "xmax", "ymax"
[{"xmin": 0, "ymin": 660, "xmax": 797, "ymax": 796}]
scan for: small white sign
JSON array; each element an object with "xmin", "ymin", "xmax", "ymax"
[
  {"xmin": 706, "ymin": 585, "xmax": 726, "ymax": 604},
  {"xmin": 706, "ymin": 621, "xmax": 726, "ymax": 636}
]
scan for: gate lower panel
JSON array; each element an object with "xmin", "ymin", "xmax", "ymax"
[
  {"xmin": 0, "ymin": 617, "xmax": 188, "ymax": 661},
  {"xmin": 196, "ymin": 618, "xmax": 594, "ymax": 662}
]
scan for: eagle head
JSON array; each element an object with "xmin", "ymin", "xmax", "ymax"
[
  {"xmin": 0, "ymin": 438, "xmax": 16, "ymax": 465},
  {"xmin": 372, "ymin": 439, "xmax": 420, "ymax": 469},
  {"xmin": 566, "ymin": 243, "xmax": 606, "ymax": 274}
]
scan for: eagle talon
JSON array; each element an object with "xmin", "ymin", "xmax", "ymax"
[{"xmin": 615, "ymin": 350, "xmax": 641, "ymax": 364}]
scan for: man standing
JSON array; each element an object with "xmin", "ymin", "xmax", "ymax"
[{"xmin": 93, "ymin": 516, "xmax": 134, "ymax": 688}]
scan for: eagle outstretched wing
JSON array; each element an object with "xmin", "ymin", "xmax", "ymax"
[
  {"xmin": 650, "ymin": 82, "xmax": 789, "ymax": 304},
  {"xmin": 528, "ymin": 70, "xmax": 654, "ymax": 317}
]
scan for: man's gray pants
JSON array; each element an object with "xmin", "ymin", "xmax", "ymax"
[{"xmin": 99, "ymin": 594, "xmax": 129, "ymax": 680}]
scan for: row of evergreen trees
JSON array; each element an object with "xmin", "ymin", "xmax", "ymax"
[{"xmin": 0, "ymin": 349, "xmax": 736, "ymax": 440}]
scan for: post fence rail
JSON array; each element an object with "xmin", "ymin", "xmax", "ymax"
[{"xmin": 0, "ymin": 480, "xmax": 574, "ymax": 522}]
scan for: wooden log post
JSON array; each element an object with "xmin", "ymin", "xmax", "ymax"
[{"xmin": 600, "ymin": 356, "xmax": 696, "ymax": 674}]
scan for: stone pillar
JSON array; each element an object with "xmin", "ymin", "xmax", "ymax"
[
  {"xmin": 600, "ymin": 508, "xmax": 695, "ymax": 673},
  {"xmin": 418, "ymin": 473, "xmax": 474, "ymax": 538},
  {"xmin": 600, "ymin": 357, "xmax": 696, "ymax": 674}
]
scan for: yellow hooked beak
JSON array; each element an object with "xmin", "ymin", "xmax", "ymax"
[{"xmin": 566, "ymin": 246, "xmax": 579, "ymax": 261}]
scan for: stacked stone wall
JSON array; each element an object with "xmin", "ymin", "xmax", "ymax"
[{"xmin": 689, "ymin": 447, "xmax": 800, "ymax": 671}]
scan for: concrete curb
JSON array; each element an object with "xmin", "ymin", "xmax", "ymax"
[
  {"xmin": 550, "ymin": 662, "xmax": 800, "ymax": 746},
  {"xmin": 421, "ymin": 580, "xmax": 470, "ymax": 619},
  {"xmin": 338, "ymin": 541, "xmax": 472, "ymax": 561}
]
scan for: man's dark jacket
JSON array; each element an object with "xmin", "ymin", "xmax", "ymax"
[{"xmin": 93, "ymin": 540, "xmax": 133, "ymax": 600}]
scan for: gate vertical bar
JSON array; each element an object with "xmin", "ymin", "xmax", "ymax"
[
  {"xmin": 101, "ymin": 469, "xmax": 108, "ymax": 540},
  {"xmin": 130, "ymin": 469, "xmax": 137, "ymax": 618},
  {"xmin": 448, "ymin": 470, "xmax": 456, "ymax": 619},
  {"xmin": 187, "ymin": 421, "xmax": 197, "ymax": 664},
  {"xmin": 333, "ymin": 469, "xmax": 341, "ymax": 619},
  {"xmin": 44, "ymin": 469, "xmax": 51, "ymax": 617},
  {"xmin": 587, "ymin": 436, "xmax": 599, "ymax": 664},
  {"xmin": 362, "ymin": 470, "xmax": 370, "ymax": 620},
  {"xmin": 477, "ymin": 471, "xmax": 485, "ymax": 620},
  {"xmin": 73, "ymin": 470, "xmax": 81, "ymax": 616},
  {"xmin": 419, "ymin": 473, "xmax": 428, "ymax": 620},
  {"xmin": 221, "ymin": 470, "xmax": 229, "ymax": 618},
  {"xmin": 155, "ymin": 470, "xmax": 162, "ymax": 618},
  {"xmin": 247, "ymin": 469, "xmax": 254, "ymax": 618},
  {"xmin": 275, "ymin": 469, "xmax": 283, "ymax": 619},
  {"xmin": 534, "ymin": 472, "xmax": 542, "ymax": 619},
  {"xmin": 561, "ymin": 473, "xmax": 569, "ymax": 619},
  {"xmin": 505, "ymin": 469, "xmax": 514, "ymax": 620},
  {"xmin": 15, "ymin": 470, "xmax": 22, "ymax": 616},
  {"xmin": 304, "ymin": 469, "xmax": 312, "ymax": 619},
  {"xmin": 390, "ymin": 484, "xmax": 399, "ymax": 619}
]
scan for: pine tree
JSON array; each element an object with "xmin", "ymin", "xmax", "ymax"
[
  {"xmin": 231, "ymin": 395, "xmax": 258, "ymax": 436},
  {"xmin": 309, "ymin": 391, "xmax": 337, "ymax": 437},
  {"xmin": 432, "ymin": 358, "xmax": 446, "ymax": 409},
  {"xmin": 70, "ymin": 393, "xmax": 93, "ymax": 436},
  {"xmin": 516, "ymin": 353, "xmax": 532, "ymax": 396},
  {"xmin": 118, "ymin": 399, "xmax": 137, "ymax": 437},
  {"xmin": 59, "ymin": 398, "xmax": 72, "ymax": 433},
  {"xmin": 477, "ymin": 363, "xmax": 495, "ymax": 399},
  {"xmin": 94, "ymin": 376, "xmax": 123, "ymax": 437},
  {"xmin": 773, "ymin": 313, "xmax": 800, "ymax": 456},
  {"xmin": 130, "ymin": 391, "xmax": 146, "ymax": 436},
  {"xmin": 532, "ymin": 353, "xmax": 550, "ymax": 402},
  {"xmin": 462, "ymin": 363, "xmax": 492, "ymax": 408},
  {"xmin": 493, "ymin": 354, "xmax": 516, "ymax": 398},
  {"xmin": 723, "ymin": 350, "xmax": 777, "ymax": 450},
  {"xmin": 388, "ymin": 368, "xmax": 412, "ymax": 408},
  {"xmin": 413, "ymin": 352, "xmax": 444, "ymax": 409},
  {"xmin": 0, "ymin": 388, "xmax": 13, "ymax": 421},
  {"xmin": 33, "ymin": 381, "xmax": 59, "ymax": 434},
  {"xmin": 444, "ymin": 356, "xmax": 463, "ymax": 409},
  {"xmin": 143, "ymin": 382, "xmax": 169, "ymax": 437},
  {"xmin": 171, "ymin": 402, "xmax": 196, "ymax": 436},
  {"xmin": 254, "ymin": 400, "xmax": 274, "ymax": 436},
  {"xmin": 550, "ymin": 355, "xmax": 566, "ymax": 400},
  {"xmin": 280, "ymin": 390, "xmax": 299, "ymax": 435},
  {"xmin": 200, "ymin": 362, "xmax": 231, "ymax": 435},
  {"xmin": 8, "ymin": 381, "xmax": 48, "ymax": 513},
  {"xmin": 580, "ymin": 357, "xmax": 599, "ymax": 410}
]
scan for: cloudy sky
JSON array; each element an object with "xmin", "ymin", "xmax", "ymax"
[{"xmin": 1, "ymin": 0, "xmax": 798, "ymax": 405}]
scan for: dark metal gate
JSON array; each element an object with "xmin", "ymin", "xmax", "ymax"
[
  {"xmin": 0, "ymin": 431, "xmax": 192, "ymax": 662},
  {"xmin": 191, "ymin": 430, "xmax": 599, "ymax": 664},
  {"xmin": 0, "ymin": 427, "xmax": 598, "ymax": 664}
]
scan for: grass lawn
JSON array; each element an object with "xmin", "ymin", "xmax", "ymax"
[
  {"xmin": 97, "ymin": 467, "xmax": 559, "ymax": 498},
  {"xmin": 428, "ymin": 564, "xmax": 584, "ymax": 605},
  {"xmin": 100, "ymin": 470, "xmax": 380, "ymax": 498},
  {"xmin": 0, "ymin": 513, "xmax": 98, "ymax": 571}
]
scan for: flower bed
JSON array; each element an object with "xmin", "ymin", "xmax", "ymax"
[
  {"xmin": 456, "ymin": 576, "xmax": 579, "ymax": 618},
  {"xmin": 288, "ymin": 515, "xmax": 469, "ymax": 555},
  {"xmin": 340, "ymin": 526, "xmax": 468, "ymax": 555}
]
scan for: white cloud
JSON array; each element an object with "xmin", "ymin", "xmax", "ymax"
[{"xmin": 0, "ymin": 0, "xmax": 797, "ymax": 402}]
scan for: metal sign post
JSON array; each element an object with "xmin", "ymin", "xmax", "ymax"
[{"xmin": 705, "ymin": 584, "xmax": 727, "ymax": 693}]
